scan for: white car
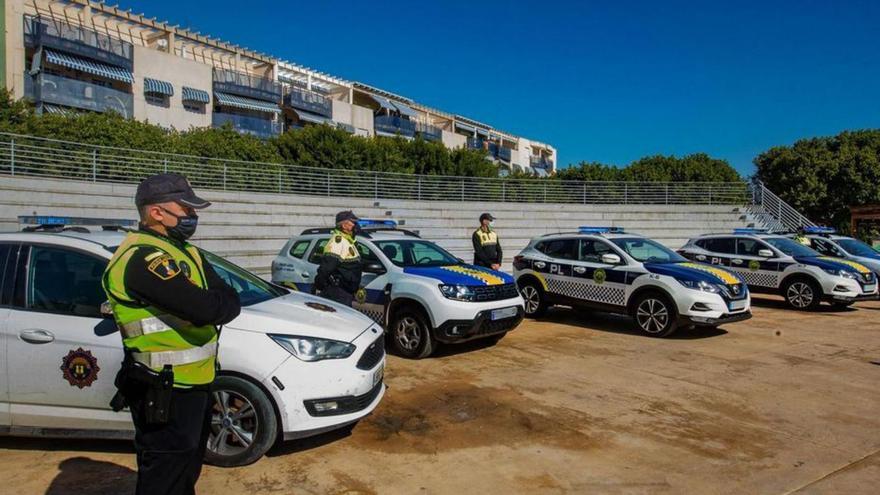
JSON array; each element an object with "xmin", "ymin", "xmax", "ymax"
[
  {"xmin": 800, "ymin": 227, "xmax": 880, "ymax": 276},
  {"xmin": 0, "ymin": 218, "xmax": 385, "ymax": 467},
  {"xmin": 513, "ymin": 227, "xmax": 752, "ymax": 337},
  {"xmin": 272, "ymin": 220, "xmax": 525, "ymax": 359},
  {"xmin": 678, "ymin": 229, "xmax": 878, "ymax": 310}
]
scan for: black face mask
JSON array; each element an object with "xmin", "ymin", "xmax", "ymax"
[{"xmin": 161, "ymin": 208, "xmax": 198, "ymax": 242}]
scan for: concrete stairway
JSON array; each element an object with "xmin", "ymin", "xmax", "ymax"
[{"xmin": 0, "ymin": 175, "xmax": 757, "ymax": 275}]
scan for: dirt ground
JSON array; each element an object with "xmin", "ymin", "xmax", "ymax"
[{"xmin": 2, "ymin": 295, "xmax": 879, "ymax": 494}]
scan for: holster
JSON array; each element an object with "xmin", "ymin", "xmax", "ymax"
[{"xmin": 110, "ymin": 353, "xmax": 175, "ymax": 425}]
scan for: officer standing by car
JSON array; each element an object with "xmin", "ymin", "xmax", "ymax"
[
  {"xmin": 315, "ymin": 210, "xmax": 363, "ymax": 306},
  {"xmin": 102, "ymin": 173, "xmax": 241, "ymax": 495},
  {"xmin": 473, "ymin": 212, "xmax": 502, "ymax": 270}
]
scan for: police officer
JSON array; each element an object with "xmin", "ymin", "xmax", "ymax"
[
  {"xmin": 794, "ymin": 226, "xmax": 811, "ymax": 246},
  {"xmin": 473, "ymin": 212, "xmax": 502, "ymax": 270},
  {"xmin": 315, "ymin": 210, "xmax": 363, "ymax": 306},
  {"xmin": 102, "ymin": 173, "xmax": 241, "ymax": 495}
]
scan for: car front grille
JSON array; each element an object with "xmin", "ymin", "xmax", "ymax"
[
  {"xmin": 472, "ymin": 283, "xmax": 519, "ymax": 302},
  {"xmin": 720, "ymin": 283, "xmax": 747, "ymax": 301},
  {"xmin": 356, "ymin": 337, "xmax": 385, "ymax": 370}
]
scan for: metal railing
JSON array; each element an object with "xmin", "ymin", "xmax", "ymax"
[
  {"xmin": 32, "ymin": 73, "xmax": 133, "ymax": 117},
  {"xmin": 212, "ymin": 112, "xmax": 282, "ymax": 139},
  {"xmin": 0, "ymin": 132, "xmax": 757, "ymax": 205},
  {"xmin": 283, "ymin": 89, "xmax": 332, "ymax": 118},
  {"xmin": 751, "ymin": 180, "xmax": 815, "ymax": 230},
  {"xmin": 374, "ymin": 116, "xmax": 416, "ymax": 137},
  {"xmin": 212, "ymin": 68, "xmax": 281, "ymax": 102},
  {"xmin": 24, "ymin": 16, "xmax": 133, "ymax": 69},
  {"xmin": 530, "ymin": 155, "xmax": 554, "ymax": 170},
  {"xmin": 416, "ymin": 122, "xmax": 442, "ymax": 141}
]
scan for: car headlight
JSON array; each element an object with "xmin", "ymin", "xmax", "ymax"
[
  {"xmin": 439, "ymin": 284, "xmax": 476, "ymax": 301},
  {"xmin": 676, "ymin": 279, "xmax": 721, "ymax": 293},
  {"xmin": 823, "ymin": 268, "xmax": 857, "ymax": 280},
  {"xmin": 268, "ymin": 334, "xmax": 355, "ymax": 362}
]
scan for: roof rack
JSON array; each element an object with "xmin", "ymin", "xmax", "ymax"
[
  {"xmin": 19, "ymin": 216, "xmax": 137, "ymax": 233},
  {"xmin": 299, "ymin": 227, "xmax": 421, "ymax": 239}
]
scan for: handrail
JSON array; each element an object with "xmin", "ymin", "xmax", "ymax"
[{"xmin": 751, "ymin": 179, "xmax": 815, "ymax": 230}]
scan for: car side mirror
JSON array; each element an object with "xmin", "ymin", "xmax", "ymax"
[
  {"xmin": 363, "ymin": 262, "xmax": 387, "ymax": 275},
  {"xmin": 758, "ymin": 249, "xmax": 774, "ymax": 258},
  {"xmin": 601, "ymin": 253, "xmax": 622, "ymax": 265},
  {"xmin": 100, "ymin": 300, "xmax": 114, "ymax": 319}
]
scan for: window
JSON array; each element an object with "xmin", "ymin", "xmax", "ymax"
[
  {"xmin": 541, "ymin": 238, "xmax": 578, "ymax": 260},
  {"xmin": 183, "ymin": 102, "xmax": 206, "ymax": 114},
  {"xmin": 836, "ymin": 238, "xmax": 879, "ymax": 257},
  {"xmin": 699, "ymin": 238, "xmax": 736, "ymax": 254},
  {"xmin": 0, "ymin": 244, "xmax": 13, "ymax": 306},
  {"xmin": 810, "ymin": 238, "xmax": 837, "ymax": 257},
  {"xmin": 145, "ymin": 93, "xmax": 169, "ymax": 107},
  {"xmin": 356, "ymin": 243, "xmax": 380, "ymax": 264},
  {"xmin": 736, "ymin": 238, "xmax": 765, "ymax": 256},
  {"xmin": 579, "ymin": 239, "xmax": 615, "ymax": 263},
  {"xmin": 610, "ymin": 238, "xmax": 686, "ymax": 264},
  {"xmin": 308, "ymin": 238, "xmax": 329, "ymax": 264},
  {"xmin": 27, "ymin": 246, "xmax": 107, "ymax": 317},
  {"xmin": 288, "ymin": 240, "xmax": 312, "ymax": 259},
  {"xmin": 372, "ymin": 240, "xmax": 459, "ymax": 267},
  {"xmin": 763, "ymin": 237, "xmax": 819, "ymax": 257},
  {"xmin": 201, "ymin": 250, "xmax": 285, "ymax": 307}
]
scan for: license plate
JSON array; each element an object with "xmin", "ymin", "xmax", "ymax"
[
  {"xmin": 728, "ymin": 300, "xmax": 747, "ymax": 311},
  {"xmin": 491, "ymin": 306, "xmax": 518, "ymax": 321},
  {"xmin": 372, "ymin": 365, "xmax": 384, "ymax": 387},
  {"xmin": 864, "ymin": 284, "xmax": 876, "ymax": 293}
]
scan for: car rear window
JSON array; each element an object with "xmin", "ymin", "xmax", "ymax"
[
  {"xmin": 288, "ymin": 240, "xmax": 311, "ymax": 259},
  {"xmin": 699, "ymin": 238, "xmax": 736, "ymax": 254}
]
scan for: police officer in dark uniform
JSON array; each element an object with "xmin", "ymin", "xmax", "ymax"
[
  {"xmin": 102, "ymin": 173, "xmax": 241, "ymax": 495},
  {"xmin": 473, "ymin": 212, "xmax": 502, "ymax": 270},
  {"xmin": 315, "ymin": 210, "xmax": 363, "ymax": 306}
]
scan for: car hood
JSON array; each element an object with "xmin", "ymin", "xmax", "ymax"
[
  {"xmin": 851, "ymin": 256, "xmax": 880, "ymax": 273},
  {"xmin": 794, "ymin": 256, "xmax": 873, "ymax": 275},
  {"xmin": 644, "ymin": 262, "xmax": 743, "ymax": 285},
  {"xmin": 403, "ymin": 264, "xmax": 514, "ymax": 286},
  {"xmin": 225, "ymin": 291, "xmax": 376, "ymax": 343}
]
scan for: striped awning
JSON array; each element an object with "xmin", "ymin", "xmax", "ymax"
[
  {"xmin": 214, "ymin": 92, "xmax": 281, "ymax": 114},
  {"xmin": 42, "ymin": 104, "xmax": 75, "ymax": 116},
  {"xmin": 181, "ymin": 86, "xmax": 210, "ymax": 103},
  {"xmin": 294, "ymin": 109, "xmax": 331, "ymax": 125},
  {"xmin": 368, "ymin": 94, "xmax": 397, "ymax": 112},
  {"xmin": 144, "ymin": 78, "xmax": 174, "ymax": 96},
  {"xmin": 455, "ymin": 121, "xmax": 476, "ymax": 133},
  {"xmin": 391, "ymin": 101, "xmax": 419, "ymax": 119},
  {"xmin": 43, "ymin": 49, "xmax": 133, "ymax": 84}
]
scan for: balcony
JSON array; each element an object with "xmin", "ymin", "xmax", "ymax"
[
  {"xmin": 24, "ymin": 16, "xmax": 132, "ymax": 70},
  {"xmin": 530, "ymin": 155, "xmax": 555, "ymax": 170},
  {"xmin": 213, "ymin": 112, "xmax": 281, "ymax": 139},
  {"xmin": 374, "ymin": 115, "xmax": 416, "ymax": 137},
  {"xmin": 467, "ymin": 137, "xmax": 485, "ymax": 150},
  {"xmin": 283, "ymin": 89, "xmax": 332, "ymax": 118},
  {"xmin": 32, "ymin": 73, "xmax": 133, "ymax": 117},
  {"xmin": 416, "ymin": 122, "xmax": 442, "ymax": 142},
  {"xmin": 213, "ymin": 68, "xmax": 281, "ymax": 103},
  {"xmin": 497, "ymin": 146, "xmax": 512, "ymax": 162}
]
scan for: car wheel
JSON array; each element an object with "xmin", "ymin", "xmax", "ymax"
[
  {"xmin": 782, "ymin": 278, "xmax": 822, "ymax": 310},
  {"xmin": 631, "ymin": 292, "xmax": 678, "ymax": 337},
  {"xmin": 205, "ymin": 375, "xmax": 278, "ymax": 468},
  {"xmin": 389, "ymin": 308, "xmax": 437, "ymax": 359},
  {"xmin": 519, "ymin": 280, "xmax": 547, "ymax": 318}
]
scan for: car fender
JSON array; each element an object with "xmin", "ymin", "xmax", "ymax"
[{"xmin": 387, "ymin": 275, "xmax": 442, "ymax": 328}]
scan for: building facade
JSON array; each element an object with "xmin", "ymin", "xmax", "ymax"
[{"xmin": 2, "ymin": 0, "xmax": 556, "ymax": 174}]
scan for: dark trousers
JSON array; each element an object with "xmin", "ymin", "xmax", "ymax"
[
  {"xmin": 321, "ymin": 285, "xmax": 354, "ymax": 306},
  {"xmin": 128, "ymin": 386, "xmax": 211, "ymax": 495}
]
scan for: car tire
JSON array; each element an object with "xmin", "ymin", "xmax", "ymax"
[
  {"xmin": 205, "ymin": 375, "xmax": 278, "ymax": 468},
  {"xmin": 782, "ymin": 277, "xmax": 822, "ymax": 311},
  {"xmin": 389, "ymin": 307, "xmax": 437, "ymax": 359},
  {"xmin": 518, "ymin": 279, "xmax": 548, "ymax": 318},
  {"xmin": 631, "ymin": 292, "xmax": 679, "ymax": 338}
]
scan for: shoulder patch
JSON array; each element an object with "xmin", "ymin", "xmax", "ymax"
[
  {"xmin": 147, "ymin": 254, "xmax": 180, "ymax": 280},
  {"xmin": 143, "ymin": 249, "xmax": 166, "ymax": 262},
  {"xmin": 335, "ymin": 235, "xmax": 342, "ymax": 242}
]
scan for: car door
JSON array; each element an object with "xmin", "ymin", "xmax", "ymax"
[
  {"xmin": 0, "ymin": 243, "xmax": 16, "ymax": 427},
  {"xmin": 534, "ymin": 237, "xmax": 579, "ymax": 301},
  {"xmin": 695, "ymin": 237, "xmax": 737, "ymax": 268},
  {"xmin": 353, "ymin": 241, "xmax": 390, "ymax": 322},
  {"xmin": 274, "ymin": 238, "xmax": 316, "ymax": 291},
  {"xmin": 571, "ymin": 239, "xmax": 629, "ymax": 308},
  {"xmin": 6, "ymin": 243, "xmax": 129, "ymax": 431},
  {"xmin": 734, "ymin": 237, "xmax": 781, "ymax": 288}
]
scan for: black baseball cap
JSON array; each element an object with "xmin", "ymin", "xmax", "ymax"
[
  {"xmin": 335, "ymin": 210, "xmax": 359, "ymax": 223},
  {"xmin": 479, "ymin": 213, "xmax": 495, "ymax": 222},
  {"xmin": 135, "ymin": 173, "xmax": 211, "ymax": 209}
]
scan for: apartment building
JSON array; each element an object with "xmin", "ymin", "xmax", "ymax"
[{"xmin": 1, "ymin": 0, "xmax": 557, "ymax": 175}]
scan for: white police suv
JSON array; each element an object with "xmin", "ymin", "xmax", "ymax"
[
  {"xmin": 0, "ymin": 217, "xmax": 385, "ymax": 467},
  {"xmin": 678, "ymin": 229, "xmax": 878, "ymax": 310},
  {"xmin": 513, "ymin": 227, "xmax": 751, "ymax": 337},
  {"xmin": 272, "ymin": 220, "xmax": 525, "ymax": 359},
  {"xmin": 798, "ymin": 227, "xmax": 880, "ymax": 276}
]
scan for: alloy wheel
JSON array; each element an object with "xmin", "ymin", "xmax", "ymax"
[
  {"xmin": 787, "ymin": 282, "xmax": 814, "ymax": 308},
  {"xmin": 395, "ymin": 316, "xmax": 422, "ymax": 350},
  {"xmin": 209, "ymin": 389, "xmax": 258, "ymax": 457},
  {"xmin": 521, "ymin": 285, "xmax": 540, "ymax": 315},
  {"xmin": 636, "ymin": 298, "xmax": 669, "ymax": 334}
]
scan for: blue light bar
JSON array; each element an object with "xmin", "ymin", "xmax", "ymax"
[
  {"xmin": 803, "ymin": 226, "xmax": 836, "ymax": 234},
  {"xmin": 578, "ymin": 226, "xmax": 624, "ymax": 234},
  {"xmin": 18, "ymin": 216, "xmax": 137, "ymax": 227},
  {"xmin": 357, "ymin": 219, "xmax": 397, "ymax": 229},
  {"xmin": 733, "ymin": 228, "xmax": 768, "ymax": 235}
]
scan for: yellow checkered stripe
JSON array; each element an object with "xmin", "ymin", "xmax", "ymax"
[
  {"xmin": 441, "ymin": 265, "xmax": 504, "ymax": 285},
  {"xmin": 678, "ymin": 262, "xmax": 740, "ymax": 285},
  {"xmin": 819, "ymin": 257, "xmax": 871, "ymax": 274}
]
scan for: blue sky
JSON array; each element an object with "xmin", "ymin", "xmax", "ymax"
[{"xmin": 123, "ymin": 0, "xmax": 880, "ymax": 175}]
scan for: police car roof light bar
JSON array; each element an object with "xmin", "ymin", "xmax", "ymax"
[
  {"xmin": 733, "ymin": 228, "xmax": 768, "ymax": 235},
  {"xmin": 357, "ymin": 219, "xmax": 398, "ymax": 229},
  {"xmin": 19, "ymin": 216, "xmax": 137, "ymax": 232},
  {"xmin": 803, "ymin": 226, "xmax": 836, "ymax": 235},
  {"xmin": 578, "ymin": 226, "xmax": 625, "ymax": 234}
]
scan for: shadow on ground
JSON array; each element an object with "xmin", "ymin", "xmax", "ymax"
[
  {"xmin": 45, "ymin": 457, "xmax": 136, "ymax": 495},
  {"xmin": 750, "ymin": 295, "xmax": 859, "ymax": 313},
  {"xmin": 535, "ymin": 308, "xmax": 728, "ymax": 340}
]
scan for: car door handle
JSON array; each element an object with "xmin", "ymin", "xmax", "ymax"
[
  {"xmin": 573, "ymin": 266, "xmax": 586, "ymax": 274},
  {"xmin": 695, "ymin": 254, "xmax": 706, "ymax": 261},
  {"xmin": 301, "ymin": 272, "xmax": 311, "ymax": 278},
  {"xmin": 20, "ymin": 329, "xmax": 55, "ymax": 344},
  {"xmin": 732, "ymin": 259, "xmax": 743, "ymax": 265},
  {"xmin": 534, "ymin": 261, "xmax": 546, "ymax": 269}
]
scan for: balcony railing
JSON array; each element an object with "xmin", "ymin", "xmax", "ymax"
[
  {"xmin": 213, "ymin": 68, "xmax": 281, "ymax": 103},
  {"xmin": 497, "ymin": 147, "xmax": 512, "ymax": 162},
  {"xmin": 213, "ymin": 112, "xmax": 281, "ymax": 139},
  {"xmin": 283, "ymin": 89, "xmax": 332, "ymax": 118},
  {"xmin": 467, "ymin": 137, "xmax": 484, "ymax": 150},
  {"xmin": 416, "ymin": 122, "xmax": 442, "ymax": 142},
  {"xmin": 32, "ymin": 73, "xmax": 133, "ymax": 117},
  {"xmin": 24, "ymin": 16, "xmax": 132, "ymax": 70},
  {"xmin": 530, "ymin": 155, "xmax": 554, "ymax": 169},
  {"xmin": 374, "ymin": 115, "xmax": 416, "ymax": 137}
]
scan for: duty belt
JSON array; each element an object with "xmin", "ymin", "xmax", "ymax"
[
  {"xmin": 120, "ymin": 314, "xmax": 191, "ymax": 338},
  {"xmin": 132, "ymin": 341, "xmax": 218, "ymax": 368}
]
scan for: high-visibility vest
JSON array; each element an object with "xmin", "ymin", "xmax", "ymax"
[
  {"xmin": 102, "ymin": 231, "xmax": 218, "ymax": 387},
  {"xmin": 324, "ymin": 229, "xmax": 360, "ymax": 261}
]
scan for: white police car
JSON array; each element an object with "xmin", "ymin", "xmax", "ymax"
[
  {"xmin": 513, "ymin": 227, "xmax": 751, "ymax": 337},
  {"xmin": 272, "ymin": 220, "xmax": 525, "ymax": 359},
  {"xmin": 678, "ymin": 229, "xmax": 878, "ymax": 310},
  {"xmin": 798, "ymin": 227, "xmax": 880, "ymax": 276},
  {"xmin": 0, "ymin": 217, "xmax": 385, "ymax": 467}
]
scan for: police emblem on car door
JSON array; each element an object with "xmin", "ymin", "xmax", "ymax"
[{"xmin": 732, "ymin": 238, "xmax": 781, "ymax": 288}]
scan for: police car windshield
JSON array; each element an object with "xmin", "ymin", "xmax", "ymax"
[
  {"xmin": 836, "ymin": 238, "xmax": 880, "ymax": 257},
  {"xmin": 200, "ymin": 250, "xmax": 287, "ymax": 306},
  {"xmin": 610, "ymin": 237, "xmax": 686, "ymax": 264},
  {"xmin": 763, "ymin": 237, "xmax": 819, "ymax": 257},
  {"xmin": 374, "ymin": 240, "xmax": 461, "ymax": 267}
]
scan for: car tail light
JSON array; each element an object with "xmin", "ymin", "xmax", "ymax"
[{"xmin": 513, "ymin": 255, "xmax": 524, "ymax": 264}]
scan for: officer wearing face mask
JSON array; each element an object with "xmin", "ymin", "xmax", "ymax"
[
  {"xmin": 102, "ymin": 173, "xmax": 241, "ymax": 495},
  {"xmin": 473, "ymin": 212, "xmax": 502, "ymax": 270}
]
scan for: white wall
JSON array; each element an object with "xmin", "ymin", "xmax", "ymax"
[
  {"xmin": 442, "ymin": 130, "xmax": 467, "ymax": 149},
  {"xmin": 132, "ymin": 45, "xmax": 213, "ymax": 131}
]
